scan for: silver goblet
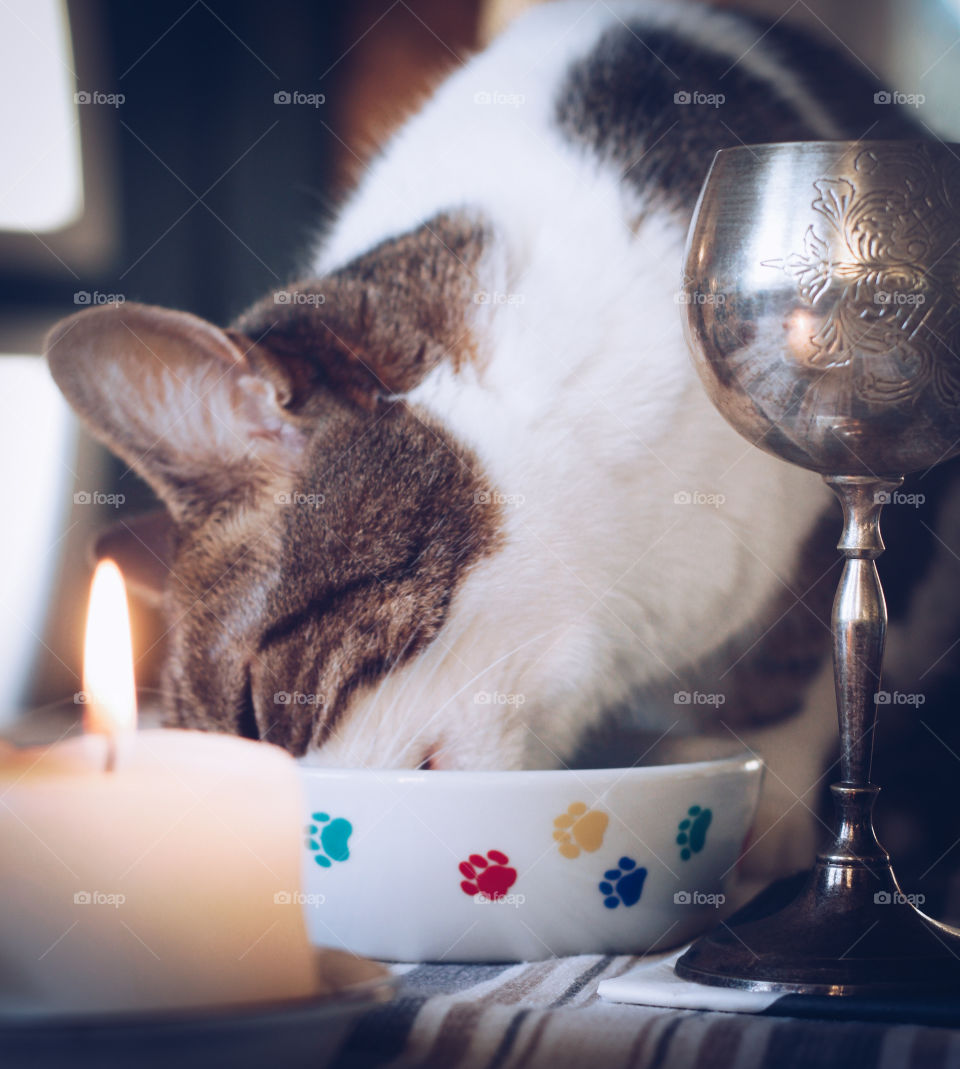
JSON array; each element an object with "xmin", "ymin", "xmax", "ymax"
[{"xmin": 676, "ymin": 141, "xmax": 960, "ymax": 993}]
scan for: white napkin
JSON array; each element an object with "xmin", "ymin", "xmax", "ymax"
[{"xmin": 598, "ymin": 949, "xmax": 780, "ymax": 1014}]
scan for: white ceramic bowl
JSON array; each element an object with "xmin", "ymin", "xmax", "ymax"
[{"xmin": 298, "ymin": 754, "xmax": 763, "ymax": 962}]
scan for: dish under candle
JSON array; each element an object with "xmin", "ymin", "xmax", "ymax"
[{"xmin": 297, "ymin": 754, "xmax": 763, "ymax": 962}]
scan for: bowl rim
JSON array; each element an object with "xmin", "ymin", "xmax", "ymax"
[{"xmin": 297, "ymin": 751, "xmax": 763, "ymax": 784}]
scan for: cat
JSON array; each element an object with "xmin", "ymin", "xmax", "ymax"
[{"xmin": 46, "ymin": 0, "xmax": 958, "ymax": 884}]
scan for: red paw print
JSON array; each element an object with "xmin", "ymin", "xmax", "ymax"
[{"xmin": 459, "ymin": 850, "xmax": 517, "ymax": 901}]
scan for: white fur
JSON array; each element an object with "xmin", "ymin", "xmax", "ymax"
[{"xmin": 302, "ymin": 2, "xmax": 840, "ymax": 788}]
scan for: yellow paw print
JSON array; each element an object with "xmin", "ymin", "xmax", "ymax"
[{"xmin": 552, "ymin": 802, "xmax": 609, "ymax": 859}]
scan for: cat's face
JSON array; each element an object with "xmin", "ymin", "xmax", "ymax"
[{"xmin": 46, "ymin": 216, "xmax": 534, "ymax": 769}]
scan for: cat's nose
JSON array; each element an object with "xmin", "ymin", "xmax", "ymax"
[{"xmin": 416, "ymin": 743, "xmax": 445, "ymax": 771}]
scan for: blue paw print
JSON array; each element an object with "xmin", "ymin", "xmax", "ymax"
[
  {"xmin": 677, "ymin": 805, "xmax": 712, "ymax": 861},
  {"xmin": 305, "ymin": 812, "xmax": 353, "ymax": 868},
  {"xmin": 599, "ymin": 856, "xmax": 648, "ymax": 909}
]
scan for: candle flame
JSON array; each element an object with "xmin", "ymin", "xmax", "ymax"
[{"xmin": 82, "ymin": 559, "xmax": 137, "ymax": 737}]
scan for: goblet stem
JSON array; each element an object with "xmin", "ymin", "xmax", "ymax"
[
  {"xmin": 825, "ymin": 475, "xmax": 903, "ymax": 789},
  {"xmin": 677, "ymin": 467, "xmax": 960, "ymax": 991},
  {"xmin": 823, "ymin": 476, "xmax": 902, "ymax": 866}
]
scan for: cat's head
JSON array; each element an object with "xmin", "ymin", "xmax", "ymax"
[{"xmin": 45, "ymin": 215, "xmax": 546, "ymax": 770}]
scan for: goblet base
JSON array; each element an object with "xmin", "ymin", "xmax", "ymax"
[{"xmin": 675, "ymin": 853, "xmax": 960, "ymax": 994}]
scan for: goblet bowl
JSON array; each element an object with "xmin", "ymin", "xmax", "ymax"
[{"xmin": 682, "ymin": 140, "xmax": 960, "ymax": 477}]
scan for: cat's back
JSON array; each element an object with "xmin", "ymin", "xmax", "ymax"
[{"xmin": 317, "ymin": 0, "xmax": 916, "ymax": 274}]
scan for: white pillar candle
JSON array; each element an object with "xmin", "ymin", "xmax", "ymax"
[{"xmin": 0, "ymin": 562, "xmax": 318, "ymax": 1015}]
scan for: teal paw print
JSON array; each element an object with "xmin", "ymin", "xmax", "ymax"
[
  {"xmin": 305, "ymin": 812, "xmax": 353, "ymax": 868},
  {"xmin": 677, "ymin": 805, "xmax": 712, "ymax": 861}
]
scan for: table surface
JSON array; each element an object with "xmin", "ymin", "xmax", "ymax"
[
  {"xmin": 330, "ymin": 951, "xmax": 960, "ymax": 1069},
  {"xmin": 8, "ymin": 706, "xmax": 960, "ymax": 1068}
]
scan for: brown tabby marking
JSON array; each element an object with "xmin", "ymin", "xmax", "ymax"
[
  {"xmin": 164, "ymin": 401, "xmax": 502, "ymax": 755},
  {"xmin": 234, "ymin": 213, "xmax": 490, "ymax": 410}
]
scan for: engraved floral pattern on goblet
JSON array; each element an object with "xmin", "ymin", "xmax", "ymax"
[{"xmin": 763, "ymin": 145, "xmax": 960, "ymax": 407}]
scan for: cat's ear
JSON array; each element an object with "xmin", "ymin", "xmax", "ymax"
[
  {"xmin": 233, "ymin": 219, "xmax": 485, "ymax": 408},
  {"xmin": 45, "ymin": 303, "xmax": 312, "ymax": 521}
]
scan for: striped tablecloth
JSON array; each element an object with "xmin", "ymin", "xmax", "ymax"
[{"xmin": 332, "ymin": 951, "xmax": 960, "ymax": 1069}]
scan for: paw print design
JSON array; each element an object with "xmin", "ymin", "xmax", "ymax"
[
  {"xmin": 552, "ymin": 802, "xmax": 609, "ymax": 859},
  {"xmin": 459, "ymin": 850, "xmax": 517, "ymax": 901},
  {"xmin": 677, "ymin": 805, "xmax": 712, "ymax": 861},
  {"xmin": 305, "ymin": 812, "xmax": 353, "ymax": 868},
  {"xmin": 599, "ymin": 856, "xmax": 647, "ymax": 909}
]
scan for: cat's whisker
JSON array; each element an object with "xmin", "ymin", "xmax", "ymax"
[
  {"xmin": 372, "ymin": 630, "xmax": 431, "ymax": 733},
  {"xmin": 361, "ymin": 625, "xmax": 422, "ymax": 727},
  {"xmin": 314, "ymin": 620, "xmax": 451, "ymax": 765},
  {"xmin": 399, "ymin": 631, "xmax": 463, "ymax": 723},
  {"xmin": 391, "ymin": 623, "xmax": 565, "ymax": 768},
  {"xmin": 333, "ymin": 625, "xmax": 428, "ymax": 760},
  {"xmin": 371, "ymin": 616, "xmax": 472, "ymax": 761}
]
